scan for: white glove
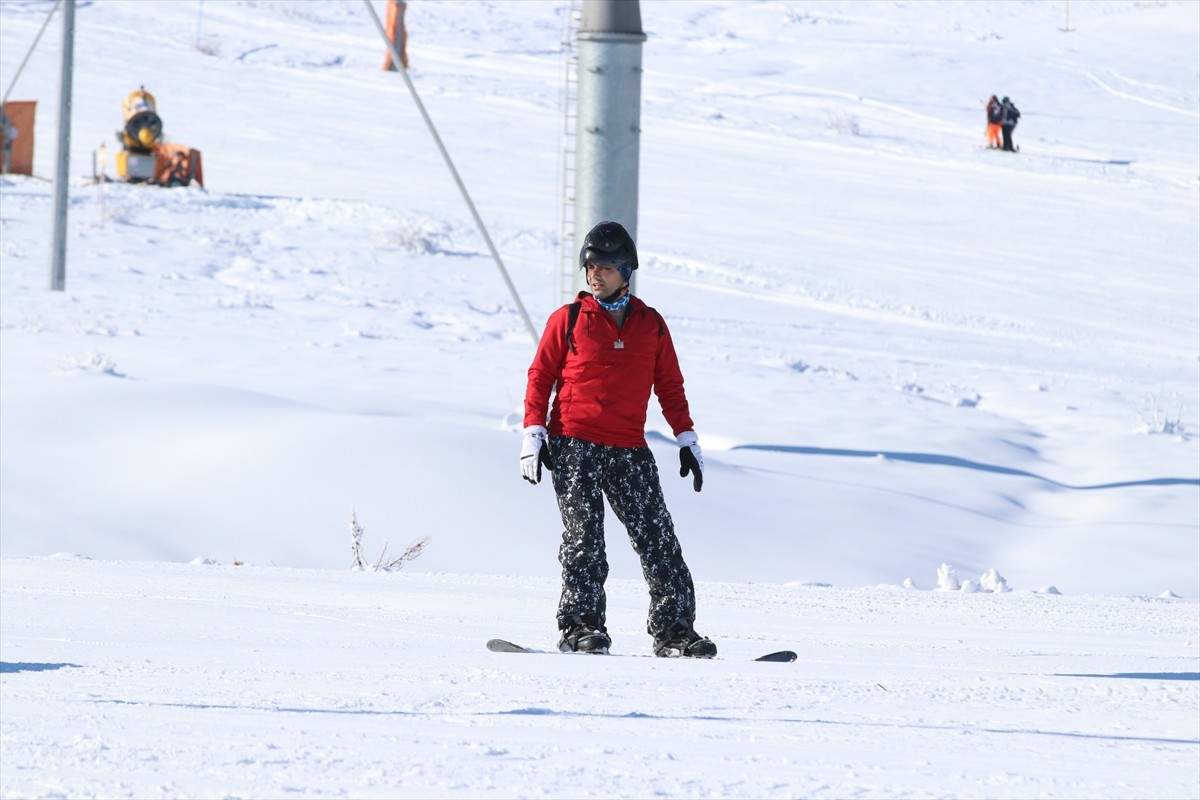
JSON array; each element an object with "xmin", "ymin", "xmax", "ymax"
[
  {"xmin": 520, "ymin": 425, "xmax": 550, "ymax": 484},
  {"xmin": 677, "ymin": 430, "xmax": 703, "ymax": 492}
]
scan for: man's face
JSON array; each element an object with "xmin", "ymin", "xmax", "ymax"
[{"xmin": 587, "ymin": 263, "xmax": 624, "ymax": 298}]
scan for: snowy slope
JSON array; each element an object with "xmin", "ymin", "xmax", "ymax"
[
  {"xmin": 1, "ymin": 1, "xmax": 1198, "ymax": 796},
  {"xmin": 2, "ymin": 0, "xmax": 1196, "ymax": 595}
]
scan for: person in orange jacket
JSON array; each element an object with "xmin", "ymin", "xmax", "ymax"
[
  {"xmin": 985, "ymin": 95, "xmax": 1004, "ymax": 149},
  {"xmin": 521, "ymin": 221, "xmax": 716, "ymax": 659}
]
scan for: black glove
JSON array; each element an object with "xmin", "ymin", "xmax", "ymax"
[{"xmin": 677, "ymin": 431, "xmax": 703, "ymax": 493}]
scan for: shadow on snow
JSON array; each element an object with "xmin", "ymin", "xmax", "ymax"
[
  {"xmin": 729, "ymin": 444, "xmax": 1199, "ymax": 492},
  {"xmin": 1055, "ymin": 672, "xmax": 1200, "ymax": 681},
  {"xmin": 0, "ymin": 662, "xmax": 81, "ymax": 674}
]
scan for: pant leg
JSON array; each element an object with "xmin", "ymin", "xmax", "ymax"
[
  {"xmin": 550, "ymin": 436, "xmax": 609, "ymax": 631},
  {"xmin": 1002, "ymin": 125, "xmax": 1014, "ymax": 151},
  {"xmin": 601, "ymin": 446, "xmax": 697, "ymax": 638},
  {"xmin": 987, "ymin": 123, "xmax": 1001, "ymax": 148}
]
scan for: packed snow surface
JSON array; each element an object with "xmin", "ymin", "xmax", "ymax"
[
  {"xmin": 3, "ymin": 557, "xmax": 1198, "ymax": 799},
  {"xmin": 1, "ymin": 0, "xmax": 1198, "ymax": 797}
]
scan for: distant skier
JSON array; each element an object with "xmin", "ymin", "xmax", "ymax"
[
  {"xmin": 381, "ymin": 0, "xmax": 408, "ymax": 70},
  {"xmin": 520, "ymin": 220, "xmax": 716, "ymax": 659},
  {"xmin": 985, "ymin": 95, "xmax": 1003, "ymax": 149},
  {"xmin": 1001, "ymin": 96, "xmax": 1021, "ymax": 152}
]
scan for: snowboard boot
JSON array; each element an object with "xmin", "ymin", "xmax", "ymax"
[
  {"xmin": 558, "ymin": 617, "xmax": 611, "ymax": 654},
  {"xmin": 653, "ymin": 620, "xmax": 717, "ymax": 658}
]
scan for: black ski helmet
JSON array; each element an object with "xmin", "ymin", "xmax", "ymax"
[{"xmin": 579, "ymin": 221, "xmax": 638, "ymax": 281}]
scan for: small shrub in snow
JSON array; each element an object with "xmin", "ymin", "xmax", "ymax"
[
  {"xmin": 381, "ymin": 218, "xmax": 453, "ymax": 255},
  {"xmin": 376, "ymin": 537, "xmax": 430, "ymax": 571},
  {"xmin": 824, "ymin": 108, "xmax": 861, "ymax": 135},
  {"xmin": 349, "ymin": 509, "xmax": 429, "ymax": 572},
  {"xmin": 350, "ymin": 511, "xmax": 368, "ymax": 570},
  {"xmin": 1132, "ymin": 390, "xmax": 1187, "ymax": 438}
]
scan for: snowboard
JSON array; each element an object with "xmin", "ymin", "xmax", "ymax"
[{"xmin": 487, "ymin": 638, "xmax": 797, "ymax": 662}]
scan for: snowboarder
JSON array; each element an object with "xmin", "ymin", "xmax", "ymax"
[
  {"xmin": 985, "ymin": 95, "xmax": 1003, "ymax": 149},
  {"xmin": 1001, "ymin": 96, "xmax": 1021, "ymax": 152},
  {"xmin": 520, "ymin": 220, "xmax": 716, "ymax": 659}
]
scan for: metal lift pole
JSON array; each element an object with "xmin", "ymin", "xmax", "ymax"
[
  {"xmin": 571, "ymin": 0, "xmax": 646, "ymax": 299},
  {"xmin": 49, "ymin": 0, "xmax": 75, "ymax": 291}
]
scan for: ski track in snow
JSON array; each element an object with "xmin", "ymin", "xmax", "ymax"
[{"xmin": 1081, "ymin": 69, "xmax": 1200, "ymax": 118}]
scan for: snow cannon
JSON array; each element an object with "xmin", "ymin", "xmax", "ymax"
[
  {"xmin": 108, "ymin": 86, "xmax": 204, "ymax": 188},
  {"xmin": 115, "ymin": 87, "xmax": 163, "ymax": 181}
]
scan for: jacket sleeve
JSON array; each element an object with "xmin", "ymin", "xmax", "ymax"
[
  {"xmin": 524, "ymin": 307, "xmax": 568, "ymax": 428},
  {"xmin": 652, "ymin": 316, "xmax": 695, "ymax": 437}
]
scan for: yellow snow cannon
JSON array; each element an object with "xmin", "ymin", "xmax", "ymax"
[
  {"xmin": 115, "ymin": 86, "xmax": 163, "ymax": 182},
  {"xmin": 106, "ymin": 87, "xmax": 203, "ymax": 188}
]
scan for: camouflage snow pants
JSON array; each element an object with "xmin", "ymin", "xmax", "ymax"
[{"xmin": 549, "ymin": 435, "xmax": 697, "ymax": 639}]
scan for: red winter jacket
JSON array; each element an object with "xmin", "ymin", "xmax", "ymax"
[{"xmin": 524, "ymin": 292, "xmax": 694, "ymax": 448}]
